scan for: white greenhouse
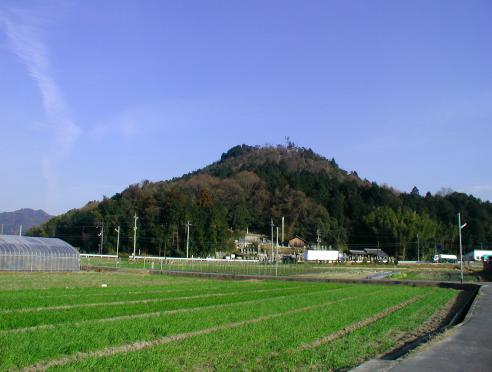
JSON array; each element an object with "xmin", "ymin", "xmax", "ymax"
[{"xmin": 0, "ymin": 235, "xmax": 79, "ymax": 272}]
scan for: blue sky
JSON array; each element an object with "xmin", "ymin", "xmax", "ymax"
[{"xmin": 0, "ymin": 0, "xmax": 491, "ymax": 215}]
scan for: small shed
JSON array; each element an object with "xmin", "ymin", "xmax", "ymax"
[
  {"xmin": 288, "ymin": 236, "xmax": 307, "ymax": 248},
  {"xmin": 0, "ymin": 235, "xmax": 79, "ymax": 272}
]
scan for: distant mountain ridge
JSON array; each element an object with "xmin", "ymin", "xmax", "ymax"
[{"xmin": 0, "ymin": 209, "xmax": 53, "ymax": 235}]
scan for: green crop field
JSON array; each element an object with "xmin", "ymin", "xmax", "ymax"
[{"xmin": 0, "ymin": 272, "xmax": 456, "ymax": 371}]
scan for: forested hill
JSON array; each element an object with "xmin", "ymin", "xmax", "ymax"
[{"xmin": 29, "ymin": 144, "xmax": 492, "ymax": 260}]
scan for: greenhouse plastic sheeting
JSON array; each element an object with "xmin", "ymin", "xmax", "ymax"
[{"xmin": 0, "ymin": 235, "xmax": 79, "ymax": 272}]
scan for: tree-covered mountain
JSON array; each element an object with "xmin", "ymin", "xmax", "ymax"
[
  {"xmin": 29, "ymin": 144, "xmax": 492, "ymax": 260},
  {"xmin": 0, "ymin": 209, "xmax": 53, "ymax": 235}
]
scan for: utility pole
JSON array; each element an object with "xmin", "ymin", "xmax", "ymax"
[
  {"xmin": 271, "ymin": 219, "xmax": 274, "ymax": 262},
  {"xmin": 316, "ymin": 229, "xmax": 321, "ymax": 250},
  {"xmin": 281, "ymin": 216, "xmax": 284, "ymax": 246},
  {"xmin": 175, "ymin": 227, "xmax": 179, "ymax": 253},
  {"xmin": 458, "ymin": 212, "xmax": 467, "ymax": 286},
  {"xmin": 98, "ymin": 223, "xmax": 104, "ymax": 254},
  {"xmin": 417, "ymin": 233, "xmax": 420, "ymax": 262},
  {"xmin": 115, "ymin": 226, "xmax": 121, "ymax": 257},
  {"xmin": 19, "ymin": 224, "xmax": 22, "ymax": 236},
  {"xmin": 276, "ymin": 226, "xmax": 279, "ymax": 260},
  {"xmin": 186, "ymin": 221, "xmax": 191, "ymax": 259},
  {"xmin": 133, "ymin": 214, "xmax": 138, "ymax": 258}
]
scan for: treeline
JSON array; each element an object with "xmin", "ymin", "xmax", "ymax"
[{"xmin": 29, "ymin": 144, "xmax": 492, "ymax": 260}]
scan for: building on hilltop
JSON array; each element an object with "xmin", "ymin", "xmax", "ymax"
[{"xmin": 0, "ymin": 235, "xmax": 79, "ymax": 272}]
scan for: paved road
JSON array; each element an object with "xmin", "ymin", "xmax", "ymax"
[
  {"xmin": 354, "ymin": 284, "xmax": 492, "ymax": 372},
  {"xmin": 367, "ymin": 271, "xmax": 398, "ymax": 280}
]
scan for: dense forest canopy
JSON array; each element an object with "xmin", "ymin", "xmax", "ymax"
[{"xmin": 29, "ymin": 144, "xmax": 492, "ymax": 260}]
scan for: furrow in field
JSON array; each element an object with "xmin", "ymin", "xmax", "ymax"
[
  {"xmin": 0, "ymin": 285, "xmax": 344, "ymax": 334},
  {"xmin": 22, "ymin": 294, "xmax": 369, "ymax": 372},
  {"xmin": 0, "ymin": 284, "xmax": 316, "ymax": 314}
]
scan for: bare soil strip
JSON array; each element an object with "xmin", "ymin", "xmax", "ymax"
[
  {"xmin": 22, "ymin": 293, "xmax": 377, "ymax": 372},
  {"xmin": 1, "ymin": 286, "xmax": 346, "ymax": 335},
  {"xmin": 1, "ymin": 284, "xmax": 316, "ymax": 314}
]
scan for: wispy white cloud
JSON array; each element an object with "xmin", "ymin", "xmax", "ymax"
[
  {"xmin": 0, "ymin": 6, "xmax": 81, "ymax": 152},
  {"xmin": 0, "ymin": 5, "xmax": 81, "ymax": 210}
]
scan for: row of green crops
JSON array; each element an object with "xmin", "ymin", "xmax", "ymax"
[
  {"xmin": 0, "ymin": 284, "xmax": 342, "ymax": 331},
  {"xmin": 0, "ymin": 277, "xmax": 317, "ymax": 310},
  {"xmin": 47, "ymin": 287, "xmax": 451, "ymax": 372},
  {"xmin": 2, "ymin": 285, "xmax": 379, "ymax": 369},
  {"xmin": 258, "ymin": 288, "xmax": 455, "ymax": 371},
  {"xmin": 0, "ymin": 272, "xmax": 456, "ymax": 371},
  {"xmin": 0, "ymin": 271, "xmax": 198, "ymax": 290}
]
